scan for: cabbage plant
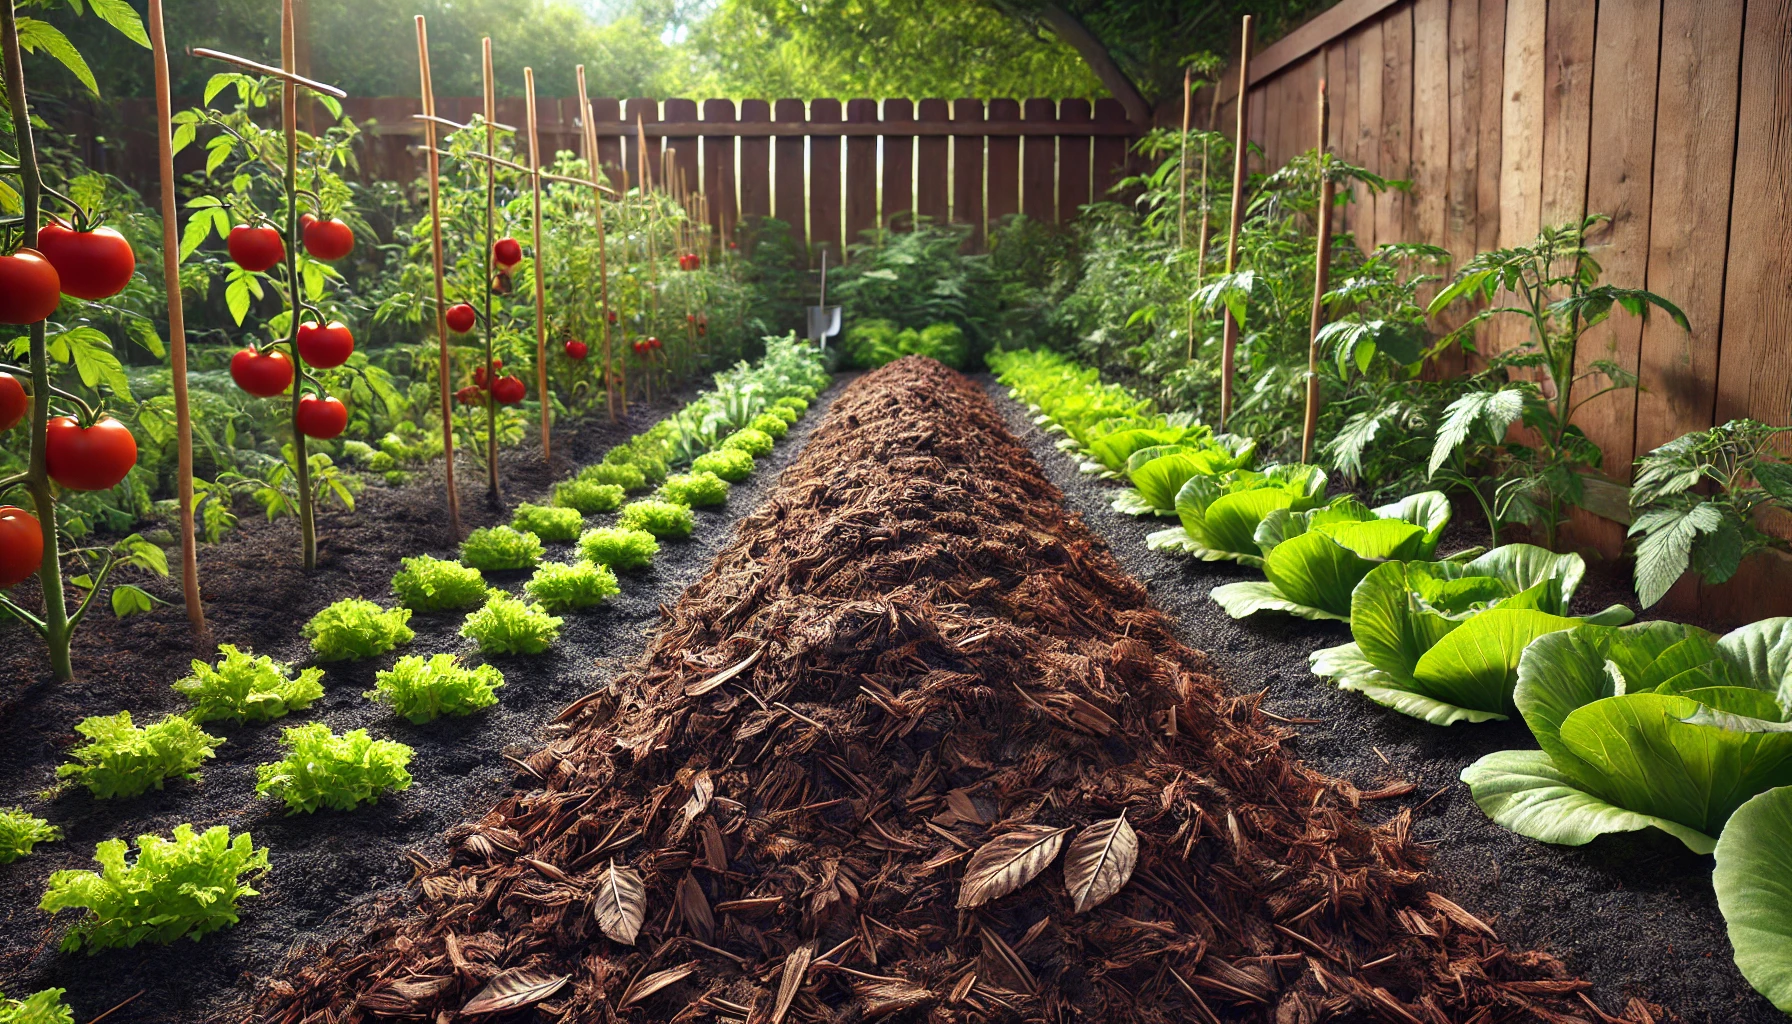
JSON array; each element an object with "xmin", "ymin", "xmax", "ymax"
[
  {"xmin": 1463, "ymin": 617, "xmax": 1792, "ymax": 854},
  {"xmin": 1310, "ymin": 545, "xmax": 1633, "ymax": 724},
  {"xmin": 1111, "ymin": 435, "xmax": 1257, "ymax": 516},
  {"xmin": 1080, "ymin": 422, "xmax": 1201, "ymax": 478},
  {"xmin": 1211, "ymin": 492, "xmax": 1453, "ymax": 621},
  {"xmin": 1714, "ymin": 785, "xmax": 1792, "ymax": 1012},
  {"xmin": 1148, "ymin": 465, "xmax": 1328, "ymax": 564}
]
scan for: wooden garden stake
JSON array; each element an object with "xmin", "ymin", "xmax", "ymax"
[
  {"xmin": 148, "ymin": 0, "xmax": 203, "ymax": 635},
  {"xmin": 415, "ymin": 16, "xmax": 460, "ymax": 540},
  {"xmin": 1302, "ymin": 78, "xmax": 1334, "ymax": 465},
  {"xmin": 1178, "ymin": 66, "xmax": 1192, "ymax": 250},
  {"xmin": 481, "ymin": 36, "xmax": 499, "ymax": 500},
  {"xmin": 524, "ymin": 67, "xmax": 551, "ymax": 460},
  {"xmin": 1218, "ymin": 14, "xmax": 1253, "ymax": 431},
  {"xmin": 279, "ymin": 0, "xmax": 318, "ymax": 568},
  {"xmin": 575, "ymin": 66, "xmax": 618, "ymax": 421}
]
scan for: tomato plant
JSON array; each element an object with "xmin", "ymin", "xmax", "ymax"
[{"xmin": 37, "ymin": 222, "xmax": 135, "ymax": 301}]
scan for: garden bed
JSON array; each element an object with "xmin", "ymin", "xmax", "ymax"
[
  {"xmin": 982, "ymin": 376, "xmax": 1780, "ymax": 1024},
  {"xmin": 260, "ymin": 357, "xmax": 1641, "ymax": 1024},
  {"xmin": 0, "ymin": 377, "xmax": 845, "ymax": 1024}
]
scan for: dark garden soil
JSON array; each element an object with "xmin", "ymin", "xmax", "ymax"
[
  {"xmin": 982, "ymin": 375, "xmax": 1781, "ymax": 1024},
  {"xmin": 259, "ymin": 357, "xmax": 1654, "ymax": 1024},
  {"xmin": 0, "ymin": 376, "xmax": 848, "ymax": 1024}
]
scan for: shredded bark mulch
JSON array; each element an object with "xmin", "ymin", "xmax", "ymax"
[{"xmin": 260, "ymin": 357, "xmax": 1662, "ymax": 1024}]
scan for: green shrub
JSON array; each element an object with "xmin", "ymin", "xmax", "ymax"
[
  {"xmin": 460, "ymin": 525, "xmax": 543, "ymax": 571},
  {"xmin": 748, "ymin": 412, "xmax": 790, "ymax": 439},
  {"xmin": 365, "ymin": 654, "xmax": 505, "ymax": 724},
  {"xmin": 579, "ymin": 461, "xmax": 647, "ymax": 493},
  {"xmin": 906, "ymin": 322, "xmax": 968, "ymax": 368},
  {"xmin": 525, "ymin": 560, "xmax": 620, "ymax": 612},
  {"xmin": 843, "ymin": 318, "xmax": 903, "ymax": 370},
  {"xmin": 39, "ymin": 824, "xmax": 269, "ymax": 951},
  {"xmin": 171, "ymin": 645, "xmax": 324, "ymax": 724},
  {"xmin": 0, "ymin": 988, "xmax": 72, "ymax": 1023},
  {"xmin": 773, "ymin": 396, "xmax": 809, "ymax": 418},
  {"xmin": 691, "ymin": 448, "xmax": 754, "ymax": 483},
  {"xmin": 460, "ymin": 593, "xmax": 564, "ymax": 655},
  {"xmin": 658, "ymin": 471, "xmax": 730, "ymax": 508},
  {"xmin": 511, "ymin": 502, "xmax": 584, "ymax": 542},
  {"xmin": 391, "ymin": 555, "xmax": 491, "ymax": 612},
  {"xmin": 764, "ymin": 403, "xmax": 799, "ymax": 425},
  {"xmin": 255, "ymin": 723, "xmax": 414, "ymax": 813},
  {"xmin": 720, "ymin": 428, "xmax": 775, "ymax": 459},
  {"xmin": 57, "ymin": 713, "xmax": 224, "ymax": 799},
  {"xmin": 577, "ymin": 527, "xmax": 659, "ymax": 570},
  {"xmin": 0, "ymin": 809, "xmax": 60, "ymax": 864},
  {"xmin": 619, "ymin": 499, "xmax": 696, "ymax": 539},
  {"xmin": 303, "ymin": 599, "xmax": 415, "ymax": 661},
  {"xmin": 554, "ymin": 479, "xmax": 625, "ymax": 514}
]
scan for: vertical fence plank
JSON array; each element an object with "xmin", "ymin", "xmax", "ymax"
[
  {"xmin": 916, "ymin": 98, "xmax": 950, "ymax": 225},
  {"xmin": 1440, "ymin": 0, "xmax": 1482, "ymax": 379},
  {"xmin": 883, "ymin": 98, "xmax": 915, "ymax": 229},
  {"xmin": 845, "ymin": 98, "xmax": 878, "ymax": 247},
  {"xmin": 1492, "ymin": 0, "xmax": 1544, "ymax": 359},
  {"xmin": 953, "ymin": 99, "xmax": 986, "ymax": 247},
  {"xmin": 986, "ymin": 98, "xmax": 1022, "ymax": 230},
  {"xmin": 591, "ymin": 98, "xmax": 623, "ymax": 186},
  {"xmin": 1022, "ymin": 98, "xmax": 1057, "ymax": 223},
  {"xmin": 664, "ymin": 97, "xmax": 699, "ymax": 197},
  {"xmin": 1635, "ymin": 0, "xmax": 1744, "ymax": 454},
  {"xmin": 1540, "ymin": 0, "xmax": 1595, "ymax": 226},
  {"xmin": 1091, "ymin": 98, "xmax": 1128, "ymax": 204},
  {"xmin": 738, "ymin": 99, "xmax": 771, "ymax": 224},
  {"xmin": 624, "ymin": 97, "xmax": 661, "ymax": 188},
  {"xmin": 773, "ymin": 99, "xmax": 807, "ymax": 252},
  {"xmin": 1337, "ymin": 31, "xmax": 1360, "ymax": 239},
  {"xmin": 810, "ymin": 98, "xmax": 844, "ymax": 264},
  {"xmin": 1475, "ymin": 0, "xmax": 1505, "ymax": 258},
  {"xmin": 1377, "ymin": 6, "xmax": 1413, "ymax": 247},
  {"xmin": 1058, "ymin": 98, "xmax": 1092, "ymax": 224},
  {"xmin": 1248, "ymin": 85, "xmax": 1268, "ymax": 173},
  {"xmin": 1355, "ymin": 21, "xmax": 1384, "ymax": 249},
  {"xmin": 702, "ymin": 98, "xmax": 738, "ymax": 241},
  {"xmin": 1411, "ymin": 0, "xmax": 1449, "ymax": 250}
]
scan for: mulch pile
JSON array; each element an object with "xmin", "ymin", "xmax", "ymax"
[{"xmin": 260, "ymin": 358, "xmax": 1663, "ymax": 1024}]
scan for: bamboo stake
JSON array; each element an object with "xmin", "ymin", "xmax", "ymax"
[
  {"xmin": 415, "ymin": 16, "xmax": 460, "ymax": 540},
  {"xmin": 638, "ymin": 114, "xmax": 659, "ymax": 404},
  {"xmin": 279, "ymin": 0, "xmax": 317, "ymax": 569},
  {"xmin": 149, "ymin": 0, "xmax": 203, "ymax": 636},
  {"xmin": 481, "ymin": 37, "xmax": 499, "ymax": 500},
  {"xmin": 575, "ymin": 66, "xmax": 617, "ymax": 422},
  {"xmin": 1302, "ymin": 78, "xmax": 1334, "ymax": 465},
  {"xmin": 524, "ymin": 68, "xmax": 550, "ymax": 461},
  {"xmin": 1178, "ymin": 66, "xmax": 1191, "ymax": 250},
  {"xmin": 1218, "ymin": 15, "xmax": 1253, "ymax": 431}
]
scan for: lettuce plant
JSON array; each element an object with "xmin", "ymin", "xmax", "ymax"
[
  {"xmin": 580, "ymin": 460, "xmax": 647, "ymax": 493},
  {"xmin": 658, "ymin": 471, "xmax": 730, "ymax": 508},
  {"xmin": 0, "ymin": 808, "xmax": 60, "ymax": 864},
  {"xmin": 511, "ymin": 502, "xmax": 584, "ymax": 542},
  {"xmin": 255, "ymin": 723, "xmax": 414, "ymax": 813},
  {"xmin": 554, "ymin": 479, "xmax": 625, "ymax": 514},
  {"xmin": 391, "ymin": 555, "xmax": 490, "ymax": 612},
  {"xmin": 692, "ymin": 447, "xmax": 755, "ymax": 483},
  {"xmin": 764, "ymin": 403, "xmax": 800, "ymax": 425},
  {"xmin": 1111, "ymin": 435, "xmax": 1256, "ymax": 515},
  {"xmin": 525, "ymin": 560, "xmax": 620, "ymax": 612},
  {"xmin": 1080, "ymin": 423, "xmax": 1202, "ymax": 478},
  {"xmin": 1148, "ymin": 465, "xmax": 1328, "ymax": 563},
  {"xmin": 304, "ymin": 599, "xmax": 415, "ymax": 661},
  {"xmin": 0, "ymin": 988, "xmax": 72, "ymax": 1023},
  {"xmin": 39, "ymin": 824, "xmax": 269, "ymax": 951},
  {"xmin": 578, "ymin": 527, "xmax": 659, "ymax": 570},
  {"xmin": 1211, "ymin": 492, "xmax": 1453, "ymax": 622},
  {"xmin": 460, "ymin": 525, "xmax": 544, "ymax": 571},
  {"xmin": 748, "ymin": 412, "xmax": 790, "ymax": 439},
  {"xmin": 773, "ymin": 396, "xmax": 808, "ymax": 418},
  {"xmin": 720, "ymin": 428, "xmax": 774, "ymax": 459},
  {"xmin": 620, "ymin": 499, "xmax": 695, "ymax": 539},
  {"xmin": 172, "ymin": 645, "xmax": 324, "ymax": 724},
  {"xmin": 366, "ymin": 654, "xmax": 505, "ymax": 723},
  {"xmin": 58, "ymin": 712, "xmax": 224, "ymax": 799},
  {"xmin": 1463, "ymin": 617, "xmax": 1792, "ymax": 854},
  {"xmin": 460, "ymin": 593, "xmax": 564, "ymax": 655},
  {"xmin": 1714, "ymin": 785, "xmax": 1792, "ymax": 1012},
  {"xmin": 604, "ymin": 441, "xmax": 668, "ymax": 484},
  {"xmin": 1310, "ymin": 545, "xmax": 1633, "ymax": 724}
]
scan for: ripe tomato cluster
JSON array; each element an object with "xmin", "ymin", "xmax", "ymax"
[
  {"xmin": 631, "ymin": 336, "xmax": 662, "ymax": 357},
  {"xmin": 456, "ymin": 359, "xmax": 526, "ymax": 407},
  {"xmin": 1, "ymin": 219, "xmax": 139, "ymax": 325},
  {"xmin": 677, "ymin": 252, "xmax": 702, "ymax": 271}
]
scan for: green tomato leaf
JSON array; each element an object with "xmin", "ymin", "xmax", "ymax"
[
  {"xmin": 111, "ymin": 584, "xmax": 156, "ymax": 618},
  {"xmin": 88, "ymin": 0, "xmax": 151, "ymax": 48},
  {"xmin": 17, "ymin": 18, "xmax": 98, "ymax": 95}
]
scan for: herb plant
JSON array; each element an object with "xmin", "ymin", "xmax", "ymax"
[
  {"xmin": 658, "ymin": 472, "xmax": 730, "ymax": 508},
  {"xmin": 691, "ymin": 448, "xmax": 755, "ymax": 483},
  {"xmin": 553, "ymin": 479, "xmax": 625, "ymax": 514},
  {"xmin": 0, "ymin": 988, "xmax": 72, "ymax": 1024},
  {"xmin": 720, "ymin": 427, "xmax": 775, "ymax": 459},
  {"xmin": 390, "ymin": 555, "xmax": 490, "ymax": 612},
  {"xmin": 620, "ymin": 500, "xmax": 696, "ymax": 539},
  {"xmin": 460, "ymin": 525, "xmax": 544, "ymax": 571},
  {"xmin": 460, "ymin": 593, "xmax": 564, "ymax": 655},
  {"xmin": 0, "ymin": 809, "xmax": 60, "ymax": 864},
  {"xmin": 58, "ymin": 713, "xmax": 224, "ymax": 799},
  {"xmin": 366, "ymin": 654, "xmax": 505, "ymax": 724},
  {"xmin": 39, "ymin": 824, "xmax": 269, "ymax": 951},
  {"xmin": 172, "ymin": 645, "xmax": 324, "ymax": 724},
  {"xmin": 511, "ymin": 502, "xmax": 584, "ymax": 542},
  {"xmin": 255, "ymin": 723, "xmax": 414, "ymax": 813},
  {"xmin": 578, "ymin": 527, "xmax": 659, "ymax": 570},
  {"xmin": 525, "ymin": 560, "xmax": 620, "ymax": 612},
  {"xmin": 303, "ymin": 599, "xmax": 415, "ymax": 661}
]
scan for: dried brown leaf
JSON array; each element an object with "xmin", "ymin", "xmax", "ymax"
[
  {"xmin": 620, "ymin": 961, "xmax": 698, "ymax": 1007},
  {"xmin": 459, "ymin": 969, "xmax": 568, "ymax": 1016},
  {"xmin": 356, "ymin": 975, "xmax": 453, "ymax": 1014},
  {"xmin": 956, "ymin": 825, "xmax": 1070, "ymax": 908},
  {"xmin": 592, "ymin": 859, "xmax": 647, "ymax": 945},
  {"xmin": 683, "ymin": 770, "xmax": 715, "ymax": 825},
  {"xmin": 679, "ymin": 873, "xmax": 715, "ymax": 941},
  {"xmin": 1063, "ymin": 812, "xmax": 1138, "ymax": 914},
  {"xmin": 772, "ymin": 942, "xmax": 815, "ymax": 1024},
  {"xmin": 686, "ymin": 646, "xmax": 763, "ymax": 696}
]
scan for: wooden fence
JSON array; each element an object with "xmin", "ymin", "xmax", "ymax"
[{"xmin": 1206, "ymin": 0, "xmax": 1792, "ymax": 617}]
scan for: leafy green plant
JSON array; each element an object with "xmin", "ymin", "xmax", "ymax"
[
  {"xmin": 0, "ymin": 987, "xmax": 72, "ymax": 1024},
  {"xmin": 748, "ymin": 412, "xmax": 790, "ymax": 440},
  {"xmin": 1463, "ymin": 618, "xmax": 1792, "ymax": 854},
  {"xmin": 460, "ymin": 593, "xmax": 564, "ymax": 655},
  {"xmin": 773, "ymin": 396, "xmax": 809, "ymax": 418},
  {"xmin": 171, "ymin": 645, "xmax": 324, "ymax": 724},
  {"xmin": 1310, "ymin": 545, "xmax": 1633, "ymax": 725},
  {"xmin": 460, "ymin": 525, "xmax": 544, "ymax": 571},
  {"xmin": 511, "ymin": 502, "xmax": 585, "ymax": 542},
  {"xmin": 578, "ymin": 527, "xmax": 659, "ymax": 570},
  {"xmin": 720, "ymin": 428, "xmax": 775, "ymax": 459},
  {"xmin": 1628, "ymin": 418, "xmax": 1792, "ymax": 607},
  {"xmin": 691, "ymin": 448, "xmax": 754, "ymax": 483},
  {"xmin": 580, "ymin": 460, "xmax": 648, "ymax": 493},
  {"xmin": 603, "ymin": 441, "xmax": 669, "ymax": 485},
  {"xmin": 1713, "ymin": 785, "xmax": 1792, "ymax": 1012},
  {"xmin": 1211, "ymin": 492, "xmax": 1454, "ymax": 621},
  {"xmin": 304, "ymin": 599, "xmax": 415, "ymax": 661},
  {"xmin": 1148, "ymin": 465, "xmax": 1328, "ymax": 563},
  {"xmin": 525, "ymin": 560, "xmax": 620, "ymax": 612},
  {"xmin": 619, "ymin": 499, "xmax": 695, "ymax": 539},
  {"xmin": 57, "ymin": 713, "xmax": 224, "ymax": 799},
  {"xmin": 553, "ymin": 479, "xmax": 625, "ymax": 515},
  {"xmin": 39, "ymin": 824, "xmax": 269, "ymax": 951},
  {"xmin": 763, "ymin": 403, "xmax": 800, "ymax": 426},
  {"xmin": 658, "ymin": 472, "xmax": 730, "ymax": 508},
  {"xmin": 255, "ymin": 723, "xmax": 414, "ymax": 813},
  {"xmin": 1111, "ymin": 436, "xmax": 1257, "ymax": 516},
  {"xmin": 366, "ymin": 654, "xmax": 505, "ymax": 724},
  {"xmin": 0, "ymin": 809, "xmax": 60, "ymax": 865},
  {"xmin": 391, "ymin": 555, "xmax": 491, "ymax": 612}
]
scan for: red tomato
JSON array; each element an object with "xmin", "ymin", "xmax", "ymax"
[
  {"xmin": 445, "ymin": 302, "xmax": 477, "ymax": 334},
  {"xmin": 564, "ymin": 339, "xmax": 588, "ymax": 360},
  {"xmin": 38, "ymin": 223, "xmax": 135, "ymax": 300},
  {"xmin": 228, "ymin": 225, "xmax": 285, "ymax": 272},
  {"xmin": 296, "ymin": 394, "xmax": 348, "ymax": 439},
  {"xmin": 0, "ymin": 372, "xmax": 27, "ymax": 431},
  {"xmin": 631, "ymin": 341, "xmax": 645, "ymax": 356},
  {"xmin": 697, "ymin": 315, "xmax": 708, "ymax": 336},
  {"xmin": 493, "ymin": 237, "xmax": 522, "ymax": 267},
  {"xmin": 46, "ymin": 416, "xmax": 137, "ymax": 491},
  {"xmin": 296, "ymin": 320, "xmax": 355, "ymax": 368},
  {"xmin": 606, "ymin": 311, "xmax": 617, "ymax": 324},
  {"xmin": 471, "ymin": 366, "xmax": 489, "ymax": 388},
  {"xmin": 647, "ymin": 336, "xmax": 662, "ymax": 350},
  {"xmin": 0, "ymin": 249, "xmax": 62, "ymax": 325},
  {"xmin": 302, "ymin": 217, "xmax": 355, "ymax": 262},
  {"xmin": 0, "ymin": 505, "xmax": 42, "ymax": 590},
  {"xmin": 455, "ymin": 385, "xmax": 485, "ymax": 406},
  {"xmin": 230, "ymin": 347, "xmax": 294, "ymax": 397},
  {"xmin": 490, "ymin": 375, "xmax": 526, "ymax": 404}
]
